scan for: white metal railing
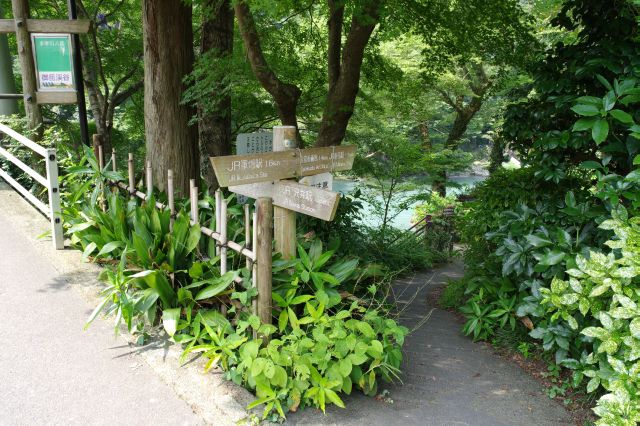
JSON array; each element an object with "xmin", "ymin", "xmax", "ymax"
[{"xmin": 0, "ymin": 123, "xmax": 63, "ymax": 249}]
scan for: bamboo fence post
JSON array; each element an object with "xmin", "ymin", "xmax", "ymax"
[
  {"xmin": 127, "ymin": 153, "xmax": 135, "ymax": 197},
  {"xmin": 220, "ymin": 199, "xmax": 228, "ymax": 316},
  {"xmin": 97, "ymin": 144, "xmax": 105, "ymax": 211},
  {"xmin": 97, "ymin": 144, "xmax": 104, "ymax": 170},
  {"xmin": 92, "ymin": 135, "xmax": 102, "ymax": 163},
  {"xmin": 189, "ymin": 179, "xmax": 198, "ymax": 223},
  {"xmin": 215, "ymin": 189, "xmax": 222, "ymax": 256},
  {"xmin": 244, "ymin": 203, "xmax": 251, "ymax": 270},
  {"xmin": 111, "ymin": 148, "xmax": 116, "ymax": 172},
  {"xmin": 145, "ymin": 160, "xmax": 152, "ymax": 198},
  {"xmin": 167, "ymin": 169, "xmax": 175, "ymax": 231},
  {"xmin": 220, "ymin": 198, "xmax": 228, "ymax": 274},
  {"xmin": 252, "ymin": 210, "xmax": 258, "ymax": 319},
  {"xmin": 256, "ymin": 197, "xmax": 273, "ymax": 329}
]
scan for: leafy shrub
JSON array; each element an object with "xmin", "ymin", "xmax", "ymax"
[
  {"xmin": 540, "ymin": 208, "xmax": 640, "ymax": 425},
  {"xmin": 454, "ymin": 1, "xmax": 640, "ymax": 421},
  {"xmin": 63, "ymin": 154, "xmax": 409, "ymax": 420},
  {"xmin": 412, "ymin": 191, "xmax": 458, "ymax": 222},
  {"xmin": 439, "ymin": 279, "xmax": 466, "ymax": 309}
]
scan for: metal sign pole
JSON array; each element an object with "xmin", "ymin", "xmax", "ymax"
[{"xmin": 67, "ymin": 0, "xmax": 89, "ymax": 146}]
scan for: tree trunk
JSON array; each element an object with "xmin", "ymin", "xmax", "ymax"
[
  {"xmin": 315, "ymin": 0, "xmax": 381, "ymax": 147},
  {"xmin": 327, "ymin": 0, "xmax": 344, "ymax": 90},
  {"xmin": 488, "ymin": 135, "xmax": 505, "ymax": 174},
  {"xmin": 142, "ymin": 0, "xmax": 199, "ymax": 195},
  {"xmin": 199, "ymin": 0, "xmax": 234, "ymax": 191},
  {"xmin": 11, "ymin": 0, "xmax": 43, "ymax": 138},
  {"xmin": 419, "ymin": 121, "xmax": 431, "ymax": 150},
  {"xmin": 434, "ymin": 63, "xmax": 491, "ymax": 196},
  {"xmin": 234, "ymin": 0, "xmax": 303, "ymax": 145}
]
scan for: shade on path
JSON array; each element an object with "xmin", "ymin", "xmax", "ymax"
[{"xmin": 287, "ymin": 267, "xmax": 574, "ymax": 425}]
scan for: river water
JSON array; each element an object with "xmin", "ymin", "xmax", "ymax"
[{"xmin": 332, "ymin": 175, "xmax": 485, "ymax": 229}]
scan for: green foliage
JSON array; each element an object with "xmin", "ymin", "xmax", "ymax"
[
  {"xmin": 439, "ymin": 279, "xmax": 466, "ymax": 309},
  {"xmin": 540, "ymin": 209, "xmax": 640, "ymax": 425},
  {"xmin": 503, "ymin": 0, "xmax": 640, "ymax": 181},
  {"xmin": 62, "ymin": 152, "xmax": 408, "ymax": 420},
  {"xmin": 234, "ymin": 305, "xmax": 407, "ymax": 418},
  {"xmin": 456, "ymin": 2, "xmax": 640, "ymax": 422},
  {"xmin": 413, "ymin": 191, "xmax": 458, "ymax": 222}
]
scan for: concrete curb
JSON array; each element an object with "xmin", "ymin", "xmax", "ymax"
[{"xmin": 0, "ymin": 182, "xmax": 259, "ymax": 425}]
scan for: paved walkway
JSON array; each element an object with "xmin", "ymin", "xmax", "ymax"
[
  {"xmin": 0, "ymin": 188, "xmax": 202, "ymax": 425},
  {"xmin": 0, "ymin": 182, "xmax": 573, "ymax": 425},
  {"xmin": 288, "ymin": 264, "xmax": 573, "ymax": 425}
]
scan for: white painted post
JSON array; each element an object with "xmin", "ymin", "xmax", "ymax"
[
  {"xmin": 45, "ymin": 148, "xmax": 64, "ymax": 250},
  {"xmin": 167, "ymin": 169, "xmax": 175, "ymax": 232}
]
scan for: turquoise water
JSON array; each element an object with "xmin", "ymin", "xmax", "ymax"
[{"xmin": 333, "ymin": 175, "xmax": 485, "ymax": 229}]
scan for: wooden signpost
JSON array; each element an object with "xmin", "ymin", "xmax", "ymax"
[
  {"xmin": 230, "ymin": 180, "xmax": 340, "ymax": 221},
  {"xmin": 210, "ymin": 144, "xmax": 356, "ymax": 187},
  {"xmin": 210, "ymin": 125, "xmax": 356, "ymax": 327}
]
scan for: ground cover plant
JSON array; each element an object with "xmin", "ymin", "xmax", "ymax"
[
  {"xmin": 450, "ymin": 1, "xmax": 640, "ymax": 423},
  {"xmin": 60, "ymin": 150, "xmax": 409, "ymax": 420}
]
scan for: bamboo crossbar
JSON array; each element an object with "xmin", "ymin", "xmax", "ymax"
[
  {"xmin": 101, "ymin": 144, "xmax": 269, "ymax": 323},
  {"xmin": 111, "ymin": 171, "xmax": 256, "ymax": 261}
]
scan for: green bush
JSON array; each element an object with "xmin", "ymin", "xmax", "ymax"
[
  {"xmin": 63, "ymin": 150, "xmax": 408, "ymax": 420},
  {"xmin": 439, "ymin": 279, "xmax": 466, "ymax": 309},
  {"xmin": 454, "ymin": 0, "xmax": 640, "ymax": 421},
  {"xmin": 540, "ymin": 208, "xmax": 640, "ymax": 425}
]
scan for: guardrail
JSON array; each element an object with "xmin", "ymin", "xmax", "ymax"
[{"xmin": 0, "ymin": 123, "xmax": 63, "ymax": 249}]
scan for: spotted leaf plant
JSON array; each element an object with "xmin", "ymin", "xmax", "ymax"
[{"xmin": 541, "ymin": 206, "xmax": 640, "ymax": 425}]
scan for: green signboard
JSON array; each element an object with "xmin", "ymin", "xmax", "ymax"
[{"xmin": 31, "ymin": 33, "xmax": 74, "ymax": 91}]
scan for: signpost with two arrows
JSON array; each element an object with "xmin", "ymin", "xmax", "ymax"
[{"xmin": 210, "ymin": 125, "xmax": 356, "ymax": 327}]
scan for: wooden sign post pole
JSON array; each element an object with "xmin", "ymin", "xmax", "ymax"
[
  {"xmin": 11, "ymin": 0, "xmax": 42, "ymax": 135},
  {"xmin": 272, "ymin": 126, "xmax": 297, "ymax": 259},
  {"xmin": 255, "ymin": 197, "xmax": 273, "ymax": 329}
]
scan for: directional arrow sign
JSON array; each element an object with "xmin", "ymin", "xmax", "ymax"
[
  {"xmin": 229, "ymin": 180, "xmax": 341, "ymax": 221},
  {"xmin": 211, "ymin": 145, "xmax": 356, "ymax": 187}
]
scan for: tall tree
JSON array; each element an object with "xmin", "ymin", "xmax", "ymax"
[
  {"xmin": 233, "ymin": 0, "xmax": 303, "ymax": 145},
  {"xmin": 315, "ymin": 0, "xmax": 382, "ymax": 147},
  {"xmin": 142, "ymin": 0, "xmax": 199, "ymax": 194},
  {"xmin": 76, "ymin": 0, "xmax": 143, "ymax": 155},
  {"xmin": 234, "ymin": 0, "xmax": 383, "ymax": 147},
  {"xmin": 198, "ymin": 0, "xmax": 234, "ymax": 190},
  {"xmin": 432, "ymin": 62, "xmax": 492, "ymax": 195},
  {"xmin": 11, "ymin": 0, "xmax": 43, "ymax": 137}
]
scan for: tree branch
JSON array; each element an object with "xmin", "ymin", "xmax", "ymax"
[
  {"xmin": 327, "ymin": 0, "xmax": 344, "ymax": 89},
  {"xmin": 436, "ymin": 88, "xmax": 462, "ymax": 113},
  {"xmin": 234, "ymin": 0, "xmax": 303, "ymax": 144},
  {"xmin": 111, "ymin": 79, "xmax": 143, "ymax": 107}
]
